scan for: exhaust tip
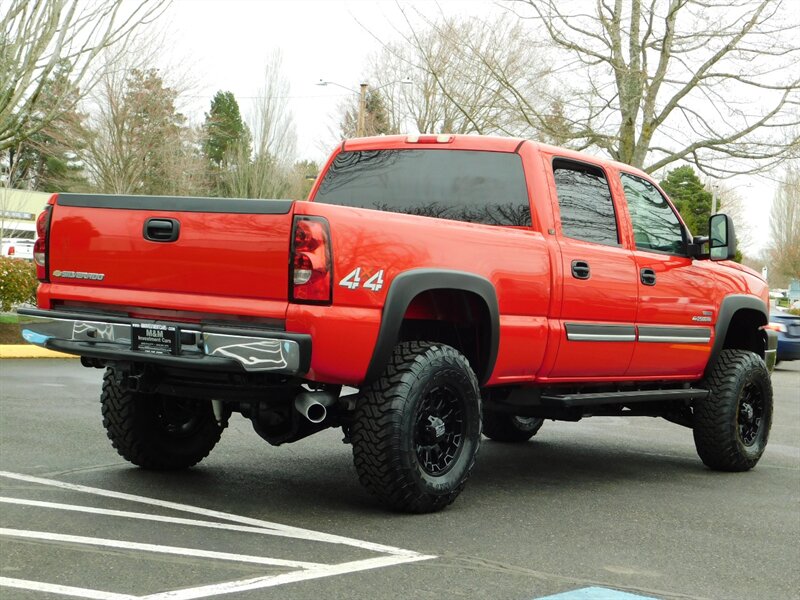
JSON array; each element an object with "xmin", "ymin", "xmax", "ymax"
[
  {"xmin": 294, "ymin": 391, "xmax": 337, "ymax": 424},
  {"xmin": 305, "ymin": 403, "xmax": 327, "ymax": 424}
]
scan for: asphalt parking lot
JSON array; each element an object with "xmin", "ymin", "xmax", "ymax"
[{"xmin": 1, "ymin": 359, "xmax": 798, "ymax": 600}]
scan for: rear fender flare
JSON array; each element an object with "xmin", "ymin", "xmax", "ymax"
[{"xmin": 364, "ymin": 269, "xmax": 499, "ymax": 385}]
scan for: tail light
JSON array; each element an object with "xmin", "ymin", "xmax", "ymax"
[
  {"xmin": 7, "ymin": 245, "xmax": 14, "ymax": 256},
  {"xmin": 290, "ymin": 216, "xmax": 332, "ymax": 304},
  {"xmin": 34, "ymin": 204, "xmax": 53, "ymax": 281}
]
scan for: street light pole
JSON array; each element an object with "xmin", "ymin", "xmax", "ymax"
[
  {"xmin": 316, "ymin": 78, "xmax": 412, "ymax": 138},
  {"xmin": 357, "ymin": 83, "xmax": 368, "ymax": 138},
  {"xmin": 711, "ymin": 184, "xmax": 718, "ymax": 215}
]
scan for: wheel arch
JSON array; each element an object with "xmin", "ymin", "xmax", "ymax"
[
  {"xmin": 706, "ymin": 295, "xmax": 769, "ymax": 377},
  {"xmin": 364, "ymin": 269, "xmax": 499, "ymax": 385}
]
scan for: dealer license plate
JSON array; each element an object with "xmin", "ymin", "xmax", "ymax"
[{"xmin": 131, "ymin": 323, "xmax": 179, "ymax": 355}]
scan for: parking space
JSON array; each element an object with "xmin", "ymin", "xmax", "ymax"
[
  {"xmin": 1, "ymin": 359, "xmax": 798, "ymax": 599},
  {"xmin": 0, "ymin": 469, "xmax": 433, "ymax": 599}
]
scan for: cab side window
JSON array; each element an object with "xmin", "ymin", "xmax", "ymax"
[
  {"xmin": 620, "ymin": 173, "xmax": 685, "ymax": 255},
  {"xmin": 552, "ymin": 159, "xmax": 619, "ymax": 246}
]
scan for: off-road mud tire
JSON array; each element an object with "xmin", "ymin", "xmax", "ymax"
[
  {"xmin": 101, "ymin": 367, "xmax": 223, "ymax": 470},
  {"xmin": 693, "ymin": 349, "xmax": 773, "ymax": 472},
  {"xmin": 351, "ymin": 342, "xmax": 482, "ymax": 513},
  {"xmin": 482, "ymin": 412, "xmax": 544, "ymax": 443}
]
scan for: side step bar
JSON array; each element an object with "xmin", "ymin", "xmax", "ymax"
[{"xmin": 540, "ymin": 388, "xmax": 709, "ymax": 408}]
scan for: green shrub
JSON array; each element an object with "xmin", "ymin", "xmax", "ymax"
[{"xmin": 0, "ymin": 258, "xmax": 38, "ymax": 311}]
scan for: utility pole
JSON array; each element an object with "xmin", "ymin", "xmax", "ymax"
[
  {"xmin": 316, "ymin": 78, "xmax": 411, "ymax": 137},
  {"xmin": 711, "ymin": 183, "xmax": 718, "ymax": 215},
  {"xmin": 356, "ymin": 83, "xmax": 368, "ymax": 137}
]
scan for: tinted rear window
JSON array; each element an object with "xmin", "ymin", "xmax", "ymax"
[{"xmin": 314, "ymin": 149, "xmax": 531, "ymax": 226}]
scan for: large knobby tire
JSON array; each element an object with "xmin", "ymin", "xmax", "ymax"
[
  {"xmin": 351, "ymin": 342, "xmax": 482, "ymax": 513},
  {"xmin": 101, "ymin": 368, "xmax": 223, "ymax": 470},
  {"xmin": 483, "ymin": 412, "xmax": 544, "ymax": 443},
  {"xmin": 693, "ymin": 349, "xmax": 773, "ymax": 472}
]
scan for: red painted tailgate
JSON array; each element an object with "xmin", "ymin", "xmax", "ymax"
[{"xmin": 45, "ymin": 195, "xmax": 294, "ymax": 315}]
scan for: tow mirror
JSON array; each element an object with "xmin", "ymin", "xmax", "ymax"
[{"xmin": 708, "ymin": 213, "xmax": 737, "ymax": 261}]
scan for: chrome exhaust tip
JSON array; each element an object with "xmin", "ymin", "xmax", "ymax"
[{"xmin": 294, "ymin": 391, "xmax": 337, "ymax": 424}]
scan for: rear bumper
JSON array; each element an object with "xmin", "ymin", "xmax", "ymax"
[{"xmin": 17, "ymin": 308, "xmax": 310, "ymax": 375}]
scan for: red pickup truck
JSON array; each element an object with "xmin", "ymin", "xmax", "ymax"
[{"xmin": 20, "ymin": 134, "xmax": 777, "ymax": 513}]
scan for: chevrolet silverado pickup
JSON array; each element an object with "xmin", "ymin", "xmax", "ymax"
[{"xmin": 19, "ymin": 134, "xmax": 777, "ymax": 513}]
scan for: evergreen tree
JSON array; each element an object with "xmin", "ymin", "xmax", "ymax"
[
  {"xmin": 203, "ymin": 91, "xmax": 250, "ymax": 167},
  {"xmin": 339, "ymin": 90, "xmax": 396, "ymax": 138},
  {"xmin": 6, "ymin": 62, "xmax": 89, "ymax": 192},
  {"xmin": 660, "ymin": 166, "xmax": 713, "ymax": 237},
  {"xmin": 81, "ymin": 67, "xmax": 192, "ymax": 195},
  {"xmin": 124, "ymin": 68, "xmax": 187, "ymax": 196},
  {"xmin": 290, "ymin": 160, "xmax": 319, "ymax": 199}
]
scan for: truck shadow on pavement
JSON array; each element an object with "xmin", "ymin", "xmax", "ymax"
[{"xmin": 90, "ymin": 432, "xmax": 710, "ymax": 516}]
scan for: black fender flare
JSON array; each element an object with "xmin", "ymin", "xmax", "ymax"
[
  {"xmin": 364, "ymin": 269, "xmax": 500, "ymax": 385},
  {"xmin": 706, "ymin": 294, "xmax": 769, "ymax": 377}
]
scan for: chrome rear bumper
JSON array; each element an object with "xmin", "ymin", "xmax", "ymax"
[{"xmin": 17, "ymin": 308, "xmax": 310, "ymax": 375}]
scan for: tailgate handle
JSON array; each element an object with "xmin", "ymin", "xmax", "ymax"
[{"xmin": 144, "ymin": 218, "xmax": 180, "ymax": 242}]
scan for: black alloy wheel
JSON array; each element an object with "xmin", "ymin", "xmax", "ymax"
[
  {"xmin": 414, "ymin": 384, "xmax": 465, "ymax": 476},
  {"xmin": 101, "ymin": 367, "xmax": 224, "ymax": 470},
  {"xmin": 693, "ymin": 349, "xmax": 773, "ymax": 471},
  {"xmin": 737, "ymin": 381, "xmax": 765, "ymax": 447},
  {"xmin": 352, "ymin": 341, "xmax": 482, "ymax": 513},
  {"xmin": 482, "ymin": 411, "xmax": 544, "ymax": 443}
]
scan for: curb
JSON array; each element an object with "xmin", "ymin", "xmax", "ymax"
[{"xmin": 0, "ymin": 345, "xmax": 77, "ymax": 359}]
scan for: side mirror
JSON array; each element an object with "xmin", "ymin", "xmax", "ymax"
[{"xmin": 708, "ymin": 213, "xmax": 737, "ymax": 261}]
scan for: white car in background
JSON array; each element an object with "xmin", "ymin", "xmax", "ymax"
[{"xmin": 1, "ymin": 237, "xmax": 34, "ymax": 260}]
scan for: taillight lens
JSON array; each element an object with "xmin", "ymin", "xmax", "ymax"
[
  {"xmin": 7, "ymin": 245, "xmax": 14, "ymax": 256},
  {"xmin": 34, "ymin": 206, "xmax": 52, "ymax": 281},
  {"xmin": 290, "ymin": 216, "xmax": 332, "ymax": 304}
]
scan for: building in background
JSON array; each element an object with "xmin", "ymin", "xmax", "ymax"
[{"xmin": 1, "ymin": 189, "xmax": 51, "ymax": 238}]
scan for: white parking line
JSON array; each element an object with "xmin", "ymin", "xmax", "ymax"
[
  {"xmin": 141, "ymin": 555, "xmax": 435, "ymax": 600},
  {"xmin": 0, "ymin": 496, "xmax": 335, "ymax": 540},
  {"xmin": 0, "ymin": 528, "xmax": 325, "ymax": 569},
  {"xmin": 0, "ymin": 470, "xmax": 417, "ymax": 555},
  {"xmin": 0, "ymin": 577, "xmax": 136, "ymax": 600},
  {"xmin": 0, "ymin": 471, "xmax": 436, "ymax": 599}
]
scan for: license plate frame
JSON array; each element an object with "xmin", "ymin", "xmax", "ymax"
[{"xmin": 131, "ymin": 323, "xmax": 179, "ymax": 355}]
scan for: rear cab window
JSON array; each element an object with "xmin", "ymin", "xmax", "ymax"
[
  {"xmin": 313, "ymin": 149, "xmax": 531, "ymax": 227},
  {"xmin": 551, "ymin": 159, "xmax": 620, "ymax": 246}
]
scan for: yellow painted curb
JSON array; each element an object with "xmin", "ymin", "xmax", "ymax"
[{"xmin": 0, "ymin": 345, "xmax": 77, "ymax": 359}]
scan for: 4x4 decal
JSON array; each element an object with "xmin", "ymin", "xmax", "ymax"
[{"xmin": 339, "ymin": 267, "xmax": 385, "ymax": 292}]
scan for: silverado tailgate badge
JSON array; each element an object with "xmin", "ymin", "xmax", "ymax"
[{"xmin": 53, "ymin": 270, "xmax": 105, "ymax": 281}]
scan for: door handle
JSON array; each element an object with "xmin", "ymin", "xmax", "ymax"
[
  {"xmin": 640, "ymin": 268, "xmax": 657, "ymax": 286},
  {"xmin": 571, "ymin": 260, "xmax": 590, "ymax": 280},
  {"xmin": 143, "ymin": 218, "xmax": 180, "ymax": 242}
]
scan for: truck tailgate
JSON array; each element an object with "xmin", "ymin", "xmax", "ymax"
[{"xmin": 48, "ymin": 194, "xmax": 294, "ymax": 308}]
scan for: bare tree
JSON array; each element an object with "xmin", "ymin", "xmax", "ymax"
[
  {"xmin": 0, "ymin": 0, "xmax": 168, "ymax": 154},
  {"xmin": 364, "ymin": 13, "xmax": 552, "ymax": 137},
  {"xmin": 768, "ymin": 168, "xmax": 800, "ymax": 283},
  {"xmin": 715, "ymin": 184, "xmax": 753, "ymax": 251},
  {"xmin": 505, "ymin": 0, "xmax": 800, "ymax": 176},
  {"xmin": 82, "ymin": 56, "xmax": 196, "ymax": 195},
  {"xmin": 220, "ymin": 52, "xmax": 297, "ymax": 199}
]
